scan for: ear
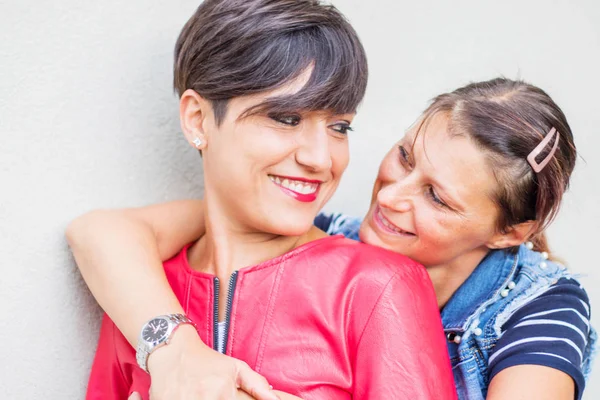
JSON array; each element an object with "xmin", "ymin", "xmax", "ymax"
[
  {"xmin": 179, "ymin": 89, "xmax": 212, "ymax": 151},
  {"xmin": 486, "ymin": 221, "xmax": 537, "ymax": 250}
]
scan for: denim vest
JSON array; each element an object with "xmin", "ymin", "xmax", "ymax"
[
  {"xmin": 326, "ymin": 216, "xmax": 597, "ymax": 399},
  {"xmin": 442, "ymin": 245, "xmax": 597, "ymax": 399}
]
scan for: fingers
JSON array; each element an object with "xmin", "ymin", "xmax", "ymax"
[
  {"xmin": 128, "ymin": 392, "xmax": 143, "ymax": 400},
  {"xmin": 235, "ymin": 389, "xmax": 256, "ymax": 400},
  {"xmin": 236, "ymin": 362, "xmax": 279, "ymax": 400}
]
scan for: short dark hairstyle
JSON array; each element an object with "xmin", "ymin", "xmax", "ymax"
[{"xmin": 174, "ymin": 0, "xmax": 368, "ymax": 124}]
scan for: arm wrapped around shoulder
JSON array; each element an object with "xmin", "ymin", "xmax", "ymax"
[{"xmin": 348, "ymin": 248, "xmax": 457, "ymax": 400}]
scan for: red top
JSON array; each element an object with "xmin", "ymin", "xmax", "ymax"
[{"xmin": 86, "ymin": 235, "xmax": 457, "ymax": 399}]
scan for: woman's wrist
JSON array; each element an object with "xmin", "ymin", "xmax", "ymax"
[
  {"xmin": 147, "ymin": 324, "xmax": 208, "ymax": 373},
  {"xmin": 145, "ymin": 323, "xmax": 281, "ymax": 400}
]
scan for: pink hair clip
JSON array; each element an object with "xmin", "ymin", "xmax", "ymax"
[{"xmin": 527, "ymin": 127, "xmax": 560, "ymax": 173}]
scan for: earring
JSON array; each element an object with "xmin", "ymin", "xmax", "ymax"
[{"xmin": 192, "ymin": 138, "xmax": 203, "ymax": 148}]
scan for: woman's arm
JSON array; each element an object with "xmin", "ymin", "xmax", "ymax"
[
  {"xmin": 66, "ymin": 200, "xmax": 205, "ymax": 344},
  {"xmin": 66, "ymin": 200, "xmax": 278, "ymax": 400},
  {"xmin": 487, "ymin": 365, "xmax": 574, "ymax": 400},
  {"xmin": 484, "ymin": 278, "xmax": 590, "ymax": 400}
]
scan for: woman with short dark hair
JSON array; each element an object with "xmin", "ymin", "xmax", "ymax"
[{"xmin": 73, "ymin": 1, "xmax": 456, "ymax": 399}]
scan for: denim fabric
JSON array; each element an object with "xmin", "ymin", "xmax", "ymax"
[
  {"xmin": 442, "ymin": 245, "xmax": 597, "ymax": 399},
  {"xmin": 326, "ymin": 215, "xmax": 597, "ymax": 399}
]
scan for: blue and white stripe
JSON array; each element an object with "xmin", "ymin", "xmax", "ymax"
[{"xmin": 488, "ymin": 278, "xmax": 591, "ymax": 397}]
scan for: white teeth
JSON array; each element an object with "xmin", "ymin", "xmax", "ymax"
[
  {"xmin": 299, "ymin": 185, "xmax": 310, "ymax": 194},
  {"xmin": 269, "ymin": 175, "xmax": 319, "ymax": 194},
  {"xmin": 378, "ymin": 209, "xmax": 409, "ymax": 234}
]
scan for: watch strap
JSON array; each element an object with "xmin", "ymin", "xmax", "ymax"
[{"xmin": 136, "ymin": 313, "xmax": 195, "ymax": 373}]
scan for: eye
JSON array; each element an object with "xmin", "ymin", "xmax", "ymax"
[
  {"xmin": 427, "ymin": 185, "xmax": 448, "ymax": 208},
  {"xmin": 330, "ymin": 123, "xmax": 353, "ymax": 135},
  {"xmin": 270, "ymin": 113, "xmax": 301, "ymax": 126},
  {"xmin": 398, "ymin": 145, "xmax": 412, "ymax": 167}
]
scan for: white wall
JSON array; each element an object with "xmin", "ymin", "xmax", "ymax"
[{"xmin": 1, "ymin": 0, "xmax": 598, "ymax": 398}]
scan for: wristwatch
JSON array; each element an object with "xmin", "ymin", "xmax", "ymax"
[{"xmin": 136, "ymin": 313, "xmax": 195, "ymax": 373}]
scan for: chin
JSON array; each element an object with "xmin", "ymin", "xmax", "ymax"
[
  {"xmin": 358, "ymin": 224, "xmax": 382, "ymax": 246},
  {"xmin": 358, "ymin": 223, "xmax": 402, "ymax": 254}
]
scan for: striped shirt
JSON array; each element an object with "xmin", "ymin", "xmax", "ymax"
[{"xmin": 488, "ymin": 278, "xmax": 591, "ymax": 397}]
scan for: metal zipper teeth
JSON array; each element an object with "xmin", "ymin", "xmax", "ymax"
[
  {"xmin": 213, "ymin": 277, "xmax": 220, "ymax": 351},
  {"xmin": 222, "ymin": 271, "xmax": 239, "ymax": 354}
]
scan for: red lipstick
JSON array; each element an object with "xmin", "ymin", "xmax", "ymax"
[{"xmin": 269, "ymin": 175, "xmax": 322, "ymax": 203}]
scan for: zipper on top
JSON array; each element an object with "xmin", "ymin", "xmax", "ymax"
[
  {"xmin": 213, "ymin": 278, "xmax": 220, "ymax": 352},
  {"xmin": 213, "ymin": 271, "xmax": 239, "ymax": 354}
]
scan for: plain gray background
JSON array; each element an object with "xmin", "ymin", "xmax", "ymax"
[{"xmin": 1, "ymin": 0, "xmax": 598, "ymax": 398}]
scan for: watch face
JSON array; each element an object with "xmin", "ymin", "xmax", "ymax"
[{"xmin": 142, "ymin": 318, "xmax": 169, "ymax": 343}]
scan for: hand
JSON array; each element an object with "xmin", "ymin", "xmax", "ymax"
[
  {"xmin": 146, "ymin": 325, "xmax": 279, "ymax": 400},
  {"xmin": 129, "ymin": 388, "xmax": 264, "ymax": 400}
]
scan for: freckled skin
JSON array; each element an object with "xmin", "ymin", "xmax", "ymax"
[{"xmin": 359, "ymin": 113, "xmax": 501, "ymax": 271}]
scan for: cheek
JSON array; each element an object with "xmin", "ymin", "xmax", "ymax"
[
  {"xmin": 369, "ymin": 180, "xmax": 381, "ymax": 206},
  {"xmin": 247, "ymin": 129, "xmax": 293, "ymax": 158},
  {"xmin": 416, "ymin": 210, "xmax": 488, "ymax": 255},
  {"xmin": 322, "ymin": 141, "xmax": 349, "ymax": 206},
  {"xmin": 207, "ymin": 128, "xmax": 290, "ymax": 195},
  {"xmin": 330, "ymin": 140, "xmax": 349, "ymax": 176},
  {"xmin": 413, "ymin": 205, "xmax": 476, "ymax": 254},
  {"xmin": 414, "ymin": 207, "xmax": 448, "ymax": 244}
]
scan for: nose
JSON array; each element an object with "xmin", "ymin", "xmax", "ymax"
[
  {"xmin": 377, "ymin": 176, "xmax": 418, "ymax": 213},
  {"xmin": 294, "ymin": 123, "xmax": 332, "ymax": 172}
]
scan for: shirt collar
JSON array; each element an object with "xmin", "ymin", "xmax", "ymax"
[{"xmin": 440, "ymin": 248, "xmax": 519, "ymax": 332}]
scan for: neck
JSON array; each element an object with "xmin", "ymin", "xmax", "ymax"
[
  {"xmin": 426, "ymin": 247, "xmax": 491, "ymax": 309},
  {"xmin": 187, "ymin": 198, "xmax": 319, "ymax": 283}
]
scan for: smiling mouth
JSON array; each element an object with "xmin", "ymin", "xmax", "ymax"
[
  {"xmin": 374, "ymin": 206, "xmax": 415, "ymax": 236},
  {"xmin": 268, "ymin": 174, "xmax": 322, "ymax": 202},
  {"xmin": 268, "ymin": 175, "xmax": 320, "ymax": 195}
]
